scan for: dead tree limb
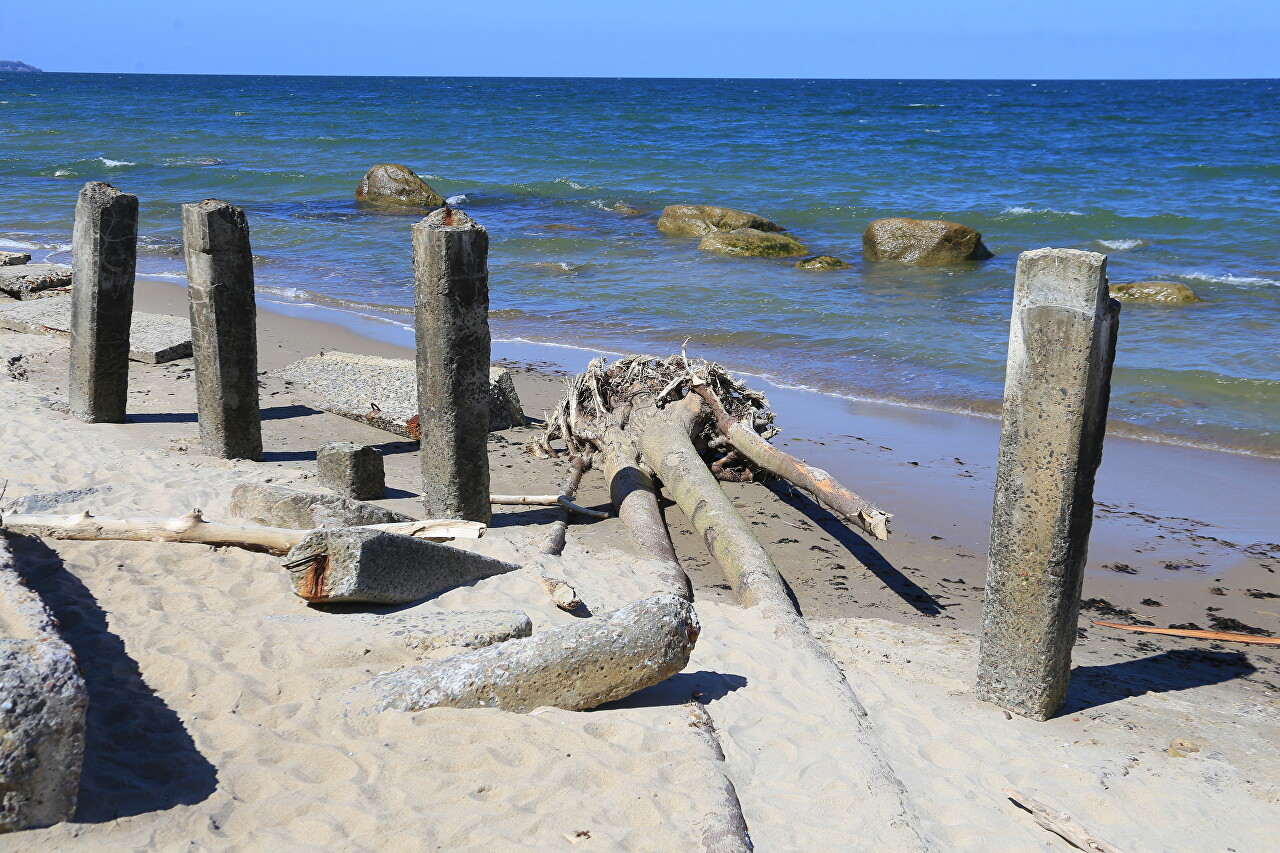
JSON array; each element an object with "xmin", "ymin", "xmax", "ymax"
[
  {"xmin": 1003, "ymin": 788, "xmax": 1124, "ymax": 853},
  {"xmin": 491, "ymin": 494, "xmax": 607, "ymax": 519},
  {"xmin": 0, "ymin": 509, "xmax": 482, "ymax": 555},
  {"xmin": 686, "ymin": 697, "xmax": 753, "ymax": 853}
]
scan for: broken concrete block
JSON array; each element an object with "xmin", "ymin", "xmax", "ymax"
[
  {"xmin": 0, "ymin": 296, "xmax": 193, "ymax": 363},
  {"xmin": 0, "ymin": 536, "xmax": 88, "ymax": 833},
  {"xmin": 0, "ymin": 252, "xmax": 30, "ymax": 266},
  {"xmin": 317, "ymin": 442, "xmax": 385, "ymax": 501},
  {"xmin": 272, "ymin": 351, "xmax": 524, "ymax": 438},
  {"xmin": 358, "ymin": 594, "xmax": 700, "ymax": 713},
  {"xmin": 268, "ymin": 609, "xmax": 533, "ymax": 654},
  {"xmin": 229, "ymin": 483, "xmax": 413, "ymax": 530},
  {"xmin": 283, "ymin": 527, "xmax": 519, "ymax": 605},
  {"xmin": 0, "ymin": 264, "xmax": 72, "ymax": 300}
]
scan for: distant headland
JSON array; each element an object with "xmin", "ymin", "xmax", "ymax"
[{"xmin": 0, "ymin": 60, "xmax": 42, "ymax": 72}]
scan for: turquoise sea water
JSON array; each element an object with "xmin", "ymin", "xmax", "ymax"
[{"xmin": 2, "ymin": 74, "xmax": 1278, "ymax": 455}]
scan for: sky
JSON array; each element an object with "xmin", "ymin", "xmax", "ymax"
[{"xmin": 3, "ymin": 0, "xmax": 1279, "ymax": 79}]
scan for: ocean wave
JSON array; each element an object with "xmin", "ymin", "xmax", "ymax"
[
  {"xmin": 445, "ymin": 194, "xmax": 468, "ymax": 205},
  {"xmin": 1181, "ymin": 272, "xmax": 1277, "ymax": 287},
  {"xmin": 53, "ymin": 169, "xmax": 73, "ymax": 177},
  {"xmin": 554, "ymin": 178, "xmax": 589, "ymax": 190},
  {"xmin": 98, "ymin": 157, "xmax": 136, "ymax": 167},
  {"xmin": 1001, "ymin": 206, "xmax": 1085, "ymax": 216},
  {"xmin": 0, "ymin": 237, "xmax": 71, "ymax": 253},
  {"xmin": 1097, "ymin": 238, "xmax": 1146, "ymax": 250}
]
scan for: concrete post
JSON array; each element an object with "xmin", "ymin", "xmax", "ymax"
[
  {"xmin": 318, "ymin": 441, "xmax": 385, "ymax": 501},
  {"xmin": 181, "ymin": 199, "xmax": 262, "ymax": 461},
  {"xmin": 976, "ymin": 248, "xmax": 1120, "ymax": 720},
  {"xmin": 412, "ymin": 208, "xmax": 491, "ymax": 523},
  {"xmin": 68, "ymin": 182, "xmax": 138, "ymax": 423}
]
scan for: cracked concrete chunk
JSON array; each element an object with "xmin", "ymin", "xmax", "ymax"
[
  {"xmin": 229, "ymin": 483, "xmax": 413, "ymax": 530},
  {"xmin": 0, "ymin": 296, "xmax": 192, "ymax": 363}
]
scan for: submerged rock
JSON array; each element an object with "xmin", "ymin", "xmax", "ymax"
[
  {"xmin": 862, "ymin": 217, "xmax": 993, "ymax": 264},
  {"xmin": 699, "ymin": 228, "xmax": 808, "ymax": 258},
  {"xmin": 355, "ymin": 163, "xmax": 445, "ymax": 209},
  {"xmin": 657, "ymin": 204, "xmax": 784, "ymax": 237},
  {"xmin": 796, "ymin": 255, "xmax": 850, "ymax": 270},
  {"xmin": 1108, "ymin": 280, "xmax": 1202, "ymax": 305}
]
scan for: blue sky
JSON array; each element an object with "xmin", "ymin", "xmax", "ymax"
[{"xmin": 4, "ymin": 1, "xmax": 1278, "ymax": 78}]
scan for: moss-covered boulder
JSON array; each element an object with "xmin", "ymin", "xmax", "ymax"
[
  {"xmin": 796, "ymin": 255, "xmax": 850, "ymax": 271},
  {"xmin": 658, "ymin": 205, "xmax": 783, "ymax": 237},
  {"xmin": 862, "ymin": 217, "xmax": 993, "ymax": 264},
  {"xmin": 355, "ymin": 164, "xmax": 445, "ymax": 209},
  {"xmin": 1109, "ymin": 280, "xmax": 1202, "ymax": 305},
  {"xmin": 699, "ymin": 228, "xmax": 808, "ymax": 258}
]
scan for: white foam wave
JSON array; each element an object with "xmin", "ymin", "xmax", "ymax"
[
  {"xmin": 53, "ymin": 169, "xmax": 72, "ymax": 177},
  {"xmin": 1002, "ymin": 206, "xmax": 1084, "ymax": 216},
  {"xmin": 97, "ymin": 157, "xmax": 135, "ymax": 167},
  {"xmin": 144, "ymin": 271, "xmax": 189, "ymax": 281},
  {"xmin": 554, "ymin": 178, "xmax": 588, "ymax": 190},
  {"xmin": 1097, "ymin": 239, "xmax": 1145, "ymax": 250},
  {"xmin": 445, "ymin": 194, "xmax": 467, "ymax": 205},
  {"xmin": 0, "ymin": 238, "xmax": 70, "ymax": 253},
  {"xmin": 1182, "ymin": 272, "xmax": 1277, "ymax": 287},
  {"xmin": 0, "ymin": 238, "xmax": 39, "ymax": 251}
]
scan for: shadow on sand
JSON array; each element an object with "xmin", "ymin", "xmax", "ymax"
[
  {"xmin": 9, "ymin": 534, "xmax": 218, "ymax": 822},
  {"xmin": 1063, "ymin": 648, "xmax": 1257, "ymax": 714},
  {"xmin": 595, "ymin": 670, "xmax": 749, "ymax": 711}
]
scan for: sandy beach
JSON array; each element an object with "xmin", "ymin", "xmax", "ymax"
[{"xmin": 1, "ymin": 278, "xmax": 1277, "ymax": 851}]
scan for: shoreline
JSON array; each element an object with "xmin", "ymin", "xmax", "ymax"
[{"xmin": 131, "ymin": 275, "xmax": 1280, "ymax": 639}]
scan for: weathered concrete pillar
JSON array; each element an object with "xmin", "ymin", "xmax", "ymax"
[
  {"xmin": 182, "ymin": 199, "xmax": 262, "ymax": 461},
  {"xmin": 68, "ymin": 181, "xmax": 138, "ymax": 423},
  {"xmin": 976, "ymin": 248, "xmax": 1120, "ymax": 720},
  {"xmin": 412, "ymin": 208, "xmax": 491, "ymax": 523},
  {"xmin": 318, "ymin": 441, "xmax": 385, "ymax": 500}
]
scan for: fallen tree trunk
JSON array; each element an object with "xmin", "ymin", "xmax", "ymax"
[{"xmin": 1, "ymin": 509, "xmax": 482, "ymax": 555}]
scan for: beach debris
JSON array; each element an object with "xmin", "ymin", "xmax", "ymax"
[
  {"xmin": 0, "ymin": 297, "xmax": 193, "ymax": 363},
  {"xmin": 0, "ymin": 485, "xmax": 113, "ymax": 515},
  {"xmin": 0, "ymin": 251, "xmax": 30, "ymax": 266},
  {"xmin": 490, "ymin": 493, "xmax": 607, "ymax": 518},
  {"xmin": 273, "ymin": 352, "xmax": 525, "ymax": 435},
  {"xmin": 656, "ymin": 204, "xmax": 784, "ymax": 237},
  {"xmin": 229, "ymin": 482, "xmax": 413, "ymax": 529},
  {"xmin": 1090, "ymin": 621, "xmax": 1279, "ymax": 645},
  {"xmin": 270, "ymin": 609, "xmax": 533, "ymax": 655},
  {"xmin": 355, "ymin": 163, "xmax": 445, "ymax": 209},
  {"xmin": 68, "ymin": 181, "xmax": 138, "ymax": 424},
  {"xmin": 317, "ymin": 441, "xmax": 385, "ymax": 501},
  {"xmin": 686, "ymin": 697, "xmax": 754, "ymax": 853},
  {"xmin": 1, "ymin": 508, "xmax": 480, "ymax": 556},
  {"xmin": 795, "ymin": 255, "xmax": 850, "ymax": 271},
  {"xmin": 862, "ymin": 217, "xmax": 993, "ymax": 264},
  {"xmin": 0, "ymin": 263, "xmax": 72, "ymax": 300},
  {"xmin": 0, "ymin": 536, "xmax": 87, "ymax": 834},
  {"xmin": 413, "ymin": 208, "xmax": 492, "ymax": 523},
  {"xmin": 977, "ymin": 248, "xmax": 1119, "ymax": 721},
  {"xmin": 1003, "ymin": 787, "xmax": 1124, "ymax": 853},
  {"xmin": 182, "ymin": 198, "xmax": 262, "ymax": 461},
  {"xmin": 1108, "ymin": 280, "xmax": 1202, "ymax": 305},
  {"xmin": 355, "ymin": 593, "xmax": 699, "ymax": 713},
  {"xmin": 698, "ymin": 228, "xmax": 808, "ymax": 258},
  {"xmin": 282, "ymin": 526, "xmax": 515, "ymax": 604}
]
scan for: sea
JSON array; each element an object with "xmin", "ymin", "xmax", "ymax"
[{"xmin": 2, "ymin": 74, "xmax": 1278, "ymax": 457}]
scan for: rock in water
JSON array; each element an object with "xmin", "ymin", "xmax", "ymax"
[
  {"xmin": 355, "ymin": 164, "xmax": 445, "ymax": 209},
  {"xmin": 1109, "ymin": 280, "xmax": 1202, "ymax": 305},
  {"xmin": 657, "ymin": 204, "xmax": 784, "ymax": 237},
  {"xmin": 283, "ymin": 527, "xmax": 518, "ymax": 605},
  {"xmin": 699, "ymin": 228, "xmax": 808, "ymax": 258},
  {"xmin": 229, "ymin": 482, "xmax": 413, "ymax": 529},
  {"xmin": 796, "ymin": 255, "xmax": 851, "ymax": 270},
  {"xmin": 862, "ymin": 217, "xmax": 993, "ymax": 264},
  {"xmin": 358, "ymin": 594, "xmax": 700, "ymax": 713}
]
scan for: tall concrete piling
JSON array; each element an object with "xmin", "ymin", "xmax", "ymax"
[
  {"xmin": 68, "ymin": 181, "xmax": 138, "ymax": 422},
  {"xmin": 182, "ymin": 199, "xmax": 262, "ymax": 461},
  {"xmin": 412, "ymin": 208, "xmax": 492, "ymax": 523},
  {"xmin": 976, "ymin": 248, "xmax": 1120, "ymax": 720}
]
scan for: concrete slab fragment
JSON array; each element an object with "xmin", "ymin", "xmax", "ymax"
[
  {"xmin": 0, "ymin": 264, "xmax": 72, "ymax": 300},
  {"xmin": 229, "ymin": 483, "xmax": 413, "ymax": 530},
  {"xmin": 267, "ymin": 609, "xmax": 533, "ymax": 654},
  {"xmin": 283, "ymin": 526, "xmax": 519, "ymax": 605},
  {"xmin": 0, "ymin": 252, "xmax": 30, "ymax": 266},
  {"xmin": 272, "ymin": 351, "xmax": 524, "ymax": 437},
  {"xmin": 0, "ymin": 296, "xmax": 193, "ymax": 363}
]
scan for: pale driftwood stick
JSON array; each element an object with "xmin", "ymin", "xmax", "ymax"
[
  {"xmin": 1092, "ymin": 621, "xmax": 1280, "ymax": 646},
  {"xmin": 1003, "ymin": 788, "xmax": 1124, "ymax": 853},
  {"xmin": 530, "ymin": 452, "xmax": 594, "ymax": 612},
  {"xmin": 1, "ymin": 510, "xmax": 483, "ymax": 556},
  {"xmin": 692, "ymin": 383, "xmax": 891, "ymax": 540},
  {"xmin": 491, "ymin": 494, "xmax": 608, "ymax": 519},
  {"xmin": 686, "ymin": 698, "xmax": 753, "ymax": 853}
]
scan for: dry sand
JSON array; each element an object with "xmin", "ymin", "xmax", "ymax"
[{"xmin": 0, "ymin": 279, "xmax": 1276, "ymax": 851}]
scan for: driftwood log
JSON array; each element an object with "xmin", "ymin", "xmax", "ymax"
[{"xmin": 0, "ymin": 509, "xmax": 483, "ymax": 555}]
